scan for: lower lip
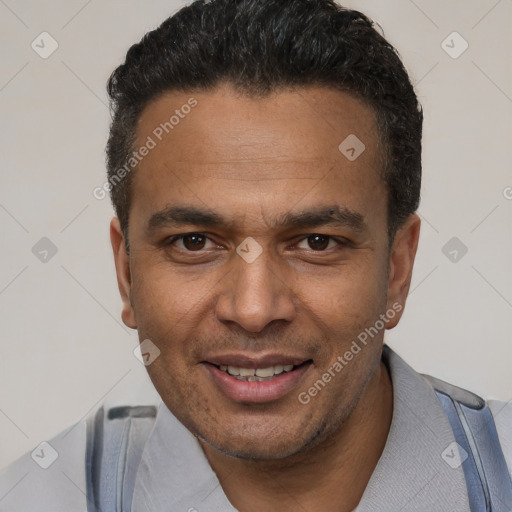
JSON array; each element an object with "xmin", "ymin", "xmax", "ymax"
[{"xmin": 203, "ymin": 362, "xmax": 312, "ymax": 404}]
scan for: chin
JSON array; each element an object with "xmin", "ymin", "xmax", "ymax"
[
  {"xmin": 196, "ymin": 415, "xmax": 331, "ymax": 462},
  {"xmin": 201, "ymin": 434, "xmax": 309, "ymax": 461}
]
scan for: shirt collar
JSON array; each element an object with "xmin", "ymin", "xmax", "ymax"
[
  {"xmin": 131, "ymin": 401, "xmax": 236, "ymax": 512},
  {"xmin": 354, "ymin": 346, "xmax": 469, "ymax": 511},
  {"xmin": 132, "ymin": 346, "xmax": 470, "ymax": 511}
]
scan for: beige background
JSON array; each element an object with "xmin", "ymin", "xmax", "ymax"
[{"xmin": 1, "ymin": 0, "xmax": 511, "ymax": 469}]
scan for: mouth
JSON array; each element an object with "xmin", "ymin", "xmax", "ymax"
[
  {"xmin": 212, "ymin": 362, "xmax": 309, "ymax": 381},
  {"xmin": 201, "ymin": 356, "xmax": 313, "ymax": 403}
]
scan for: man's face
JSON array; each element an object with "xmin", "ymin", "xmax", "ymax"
[{"xmin": 111, "ymin": 84, "xmax": 416, "ymax": 459}]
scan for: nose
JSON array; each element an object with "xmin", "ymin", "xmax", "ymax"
[{"xmin": 215, "ymin": 248, "xmax": 296, "ymax": 333}]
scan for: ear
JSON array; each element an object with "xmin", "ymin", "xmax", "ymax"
[
  {"xmin": 385, "ymin": 214, "xmax": 421, "ymax": 329},
  {"xmin": 110, "ymin": 217, "xmax": 137, "ymax": 329}
]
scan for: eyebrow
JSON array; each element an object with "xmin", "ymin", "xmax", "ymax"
[
  {"xmin": 275, "ymin": 206, "xmax": 366, "ymax": 232},
  {"xmin": 147, "ymin": 205, "xmax": 366, "ymax": 233},
  {"xmin": 148, "ymin": 206, "xmax": 225, "ymax": 231}
]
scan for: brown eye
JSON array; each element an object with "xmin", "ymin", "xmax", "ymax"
[
  {"xmin": 182, "ymin": 233, "xmax": 207, "ymax": 251},
  {"xmin": 307, "ymin": 234, "xmax": 330, "ymax": 251}
]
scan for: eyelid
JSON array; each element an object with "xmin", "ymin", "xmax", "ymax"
[
  {"xmin": 164, "ymin": 232, "xmax": 349, "ymax": 251},
  {"xmin": 166, "ymin": 232, "xmax": 218, "ymax": 250},
  {"xmin": 293, "ymin": 234, "xmax": 349, "ymax": 250}
]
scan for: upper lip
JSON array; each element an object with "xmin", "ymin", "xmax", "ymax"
[{"xmin": 203, "ymin": 353, "xmax": 312, "ymax": 369}]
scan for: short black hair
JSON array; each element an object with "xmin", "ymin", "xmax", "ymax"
[{"xmin": 106, "ymin": 0, "xmax": 422, "ymax": 242}]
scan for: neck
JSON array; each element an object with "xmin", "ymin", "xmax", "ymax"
[{"xmin": 200, "ymin": 361, "xmax": 393, "ymax": 512}]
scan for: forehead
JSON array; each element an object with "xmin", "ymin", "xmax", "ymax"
[
  {"xmin": 136, "ymin": 83, "xmax": 380, "ymax": 162},
  {"xmin": 130, "ymin": 83, "xmax": 385, "ymax": 230}
]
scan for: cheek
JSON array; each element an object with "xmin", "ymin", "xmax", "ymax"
[
  {"xmin": 127, "ymin": 268, "xmax": 197, "ymax": 388},
  {"xmin": 294, "ymin": 256, "xmax": 389, "ymax": 381},
  {"xmin": 130, "ymin": 257, "xmax": 215, "ymax": 330},
  {"xmin": 301, "ymin": 254, "xmax": 388, "ymax": 325}
]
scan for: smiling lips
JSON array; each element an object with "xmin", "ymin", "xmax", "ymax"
[
  {"xmin": 219, "ymin": 363, "xmax": 295, "ymax": 381},
  {"xmin": 203, "ymin": 356, "xmax": 313, "ymax": 403}
]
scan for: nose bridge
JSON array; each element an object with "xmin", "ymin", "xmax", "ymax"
[
  {"xmin": 215, "ymin": 243, "xmax": 295, "ymax": 332},
  {"xmin": 237, "ymin": 252, "xmax": 277, "ymax": 306}
]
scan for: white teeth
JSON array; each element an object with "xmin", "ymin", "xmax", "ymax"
[
  {"xmin": 227, "ymin": 366, "xmax": 240, "ymax": 376},
  {"xmin": 220, "ymin": 363, "xmax": 297, "ymax": 379},
  {"xmin": 255, "ymin": 367, "xmax": 275, "ymax": 378}
]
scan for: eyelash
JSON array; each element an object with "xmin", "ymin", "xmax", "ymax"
[
  {"xmin": 166, "ymin": 233, "xmax": 218, "ymax": 251},
  {"xmin": 165, "ymin": 233, "xmax": 349, "ymax": 252}
]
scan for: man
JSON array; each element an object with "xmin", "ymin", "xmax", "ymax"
[{"xmin": 1, "ymin": 0, "xmax": 511, "ymax": 511}]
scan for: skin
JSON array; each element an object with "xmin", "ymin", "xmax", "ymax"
[{"xmin": 111, "ymin": 83, "xmax": 420, "ymax": 511}]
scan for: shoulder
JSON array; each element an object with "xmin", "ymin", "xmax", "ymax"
[
  {"xmin": 489, "ymin": 399, "xmax": 512, "ymax": 478},
  {"xmin": 422, "ymin": 371, "xmax": 512, "ymax": 479},
  {"xmin": 0, "ymin": 413, "xmax": 89, "ymax": 511},
  {"xmin": 0, "ymin": 402, "xmax": 160, "ymax": 511}
]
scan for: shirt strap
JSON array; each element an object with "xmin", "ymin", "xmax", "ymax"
[
  {"xmin": 85, "ymin": 405, "xmax": 157, "ymax": 512},
  {"xmin": 424, "ymin": 374, "xmax": 512, "ymax": 512}
]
